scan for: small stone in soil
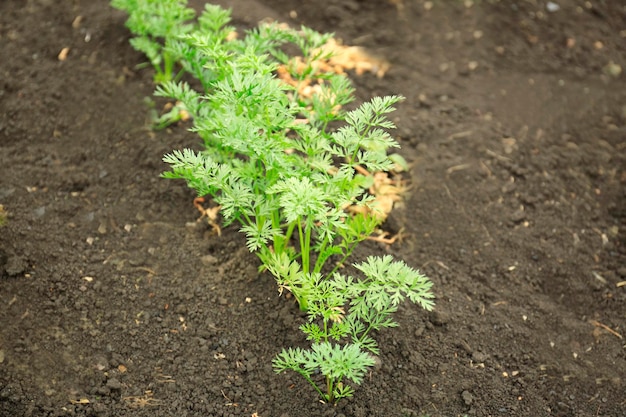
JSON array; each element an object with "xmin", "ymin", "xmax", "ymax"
[
  {"xmin": 429, "ymin": 310, "xmax": 449, "ymax": 326},
  {"xmin": 5, "ymin": 255, "xmax": 27, "ymax": 276},
  {"xmin": 462, "ymin": 390, "xmax": 474, "ymax": 405},
  {"xmin": 201, "ymin": 254, "xmax": 218, "ymax": 266},
  {"xmin": 106, "ymin": 378, "xmax": 121, "ymax": 390},
  {"xmin": 472, "ymin": 351, "xmax": 489, "ymax": 362},
  {"xmin": 510, "ymin": 209, "xmax": 526, "ymax": 223}
]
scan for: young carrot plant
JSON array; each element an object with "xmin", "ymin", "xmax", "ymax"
[
  {"xmin": 161, "ymin": 83, "xmax": 405, "ymax": 311},
  {"xmin": 113, "ymin": 1, "xmax": 435, "ymax": 403},
  {"xmin": 273, "ymin": 255, "xmax": 433, "ymax": 403},
  {"xmin": 111, "ymin": 0, "xmax": 196, "ymax": 83}
]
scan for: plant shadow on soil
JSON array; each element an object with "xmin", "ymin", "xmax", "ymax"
[{"xmin": 0, "ymin": 0, "xmax": 625, "ymax": 416}]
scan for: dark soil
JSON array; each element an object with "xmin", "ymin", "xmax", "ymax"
[{"xmin": 1, "ymin": 1, "xmax": 625, "ymax": 416}]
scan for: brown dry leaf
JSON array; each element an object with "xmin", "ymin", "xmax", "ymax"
[
  {"xmin": 72, "ymin": 16, "xmax": 83, "ymax": 29},
  {"xmin": 193, "ymin": 197, "xmax": 222, "ymax": 236},
  {"xmin": 315, "ymin": 38, "xmax": 390, "ymax": 78},
  {"xmin": 369, "ymin": 172, "xmax": 407, "ymax": 221},
  {"xmin": 0, "ymin": 204, "xmax": 8, "ymax": 226},
  {"xmin": 347, "ymin": 171, "xmax": 407, "ymax": 222},
  {"xmin": 225, "ymin": 30, "xmax": 238, "ymax": 42},
  {"xmin": 372, "ymin": 194, "xmax": 396, "ymax": 220},
  {"xmin": 178, "ymin": 108, "xmax": 190, "ymax": 122},
  {"xmin": 69, "ymin": 398, "xmax": 90, "ymax": 405},
  {"xmin": 275, "ymin": 29, "xmax": 390, "ymax": 101},
  {"xmin": 123, "ymin": 391, "xmax": 162, "ymax": 408},
  {"xmin": 58, "ymin": 47, "xmax": 70, "ymax": 61}
]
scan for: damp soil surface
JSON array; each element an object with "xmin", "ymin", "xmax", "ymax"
[{"xmin": 1, "ymin": 1, "xmax": 625, "ymax": 416}]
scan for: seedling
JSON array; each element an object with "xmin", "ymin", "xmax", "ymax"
[
  {"xmin": 113, "ymin": 1, "xmax": 435, "ymax": 403},
  {"xmin": 273, "ymin": 255, "xmax": 433, "ymax": 403},
  {"xmin": 111, "ymin": 0, "xmax": 196, "ymax": 83}
]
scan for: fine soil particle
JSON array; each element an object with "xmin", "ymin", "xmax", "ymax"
[{"xmin": 1, "ymin": 1, "xmax": 624, "ymax": 416}]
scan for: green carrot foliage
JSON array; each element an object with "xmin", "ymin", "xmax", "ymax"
[{"xmin": 113, "ymin": 0, "xmax": 434, "ymax": 403}]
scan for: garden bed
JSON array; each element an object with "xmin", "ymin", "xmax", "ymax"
[{"xmin": 0, "ymin": 0, "xmax": 624, "ymax": 416}]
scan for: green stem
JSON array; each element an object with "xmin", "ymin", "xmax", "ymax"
[
  {"xmin": 350, "ymin": 122, "xmax": 373, "ymax": 164},
  {"xmin": 356, "ymin": 323, "xmax": 375, "ymax": 346},
  {"xmin": 283, "ymin": 221, "xmax": 297, "ymax": 249},
  {"xmin": 323, "ymin": 319, "xmax": 329, "ymax": 343},
  {"xmin": 297, "ymin": 218, "xmax": 309, "ymax": 274},
  {"xmin": 326, "ymin": 375, "xmax": 334, "ymax": 403},
  {"xmin": 297, "ymin": 370, "xmax": 325, "ymax": 400},
  {"xmin": 271, "ymin": 205, "xmax": 284, "ymax": 252},
  {"xmin": 327, "ymin": 240, "xmax": 359, "ymax": 278},
  {"xmin": 242, "ymin": 212, "xmax": 255, "ymax": 230},
  {"xmin": 162, "ymin": 50, "xmax": 176, "ymax": 82},
  {"xmin": 293, "ymin": 218, "xmax": 313, "ymax": 311},
  {"xmin": 304, "ymin": 224, "xmax": 312, "ymax": 271},
  {"xmin": 312, "ymin": 239, "xmax": 328, "ymax": 274}
]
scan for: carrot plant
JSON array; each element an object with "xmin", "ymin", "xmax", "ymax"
[
  {"xmin": 111, "ymin": 0, "xmax": 196, "ymax": 83},
  {"xmin": 272, "ymin": 255, "xmax": 433, "ymax": 403},
  {"xmin": 113, "ymin": 0, "xmax": 434, "ymax": 404}
]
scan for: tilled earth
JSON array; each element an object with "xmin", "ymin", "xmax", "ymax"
[{"xmin": 0, "ymin": 1, "xmax": 625, "ymax": 416}]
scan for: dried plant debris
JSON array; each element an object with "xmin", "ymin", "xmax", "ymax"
[
  {"xmin": 122, "ymin": 390, "xmax": 162, "ymax": 408},
  {"xmin": 0, "ymin": 205, "xmax": 7, "ymax": 226},
  {"xmin": 277, "ymin": 34, "xmax": 390, "ymax": 100},
  {"xmin": 348, "ymin": 169, "xmax": 408, "ymax": 222},
  {"xmin": 317, "ymin": 38, "xmax": 390, "ymax": 78}
]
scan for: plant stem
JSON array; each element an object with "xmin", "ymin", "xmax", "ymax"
[
  {"xmin": 296, "ymin": 218, "xmax": 310, "ymax": 311},
  {"xmin": 271, "ymin": 207, "xmax": 284, "ymax": 252},
  {"xmin": 298, "ymin": 218, "xmax": 309, "ymax": 273},
  {"xmin": 312, "ymin": 239, "xmax": 328, "ymax": 274},
  {"xmin": 283, "ymin": 220, "xmax": 297, "ymax": 250},
  {"xmin": 297, "ymin": 369, "xmax": 325, "ymax": 400},
  {"xmin": 326, "ymin": 375, "xmax": 334, "ymax": 403},
  {"xmin": 328, "ymin": 240, "xmax": 359, "ymax": 277}
]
